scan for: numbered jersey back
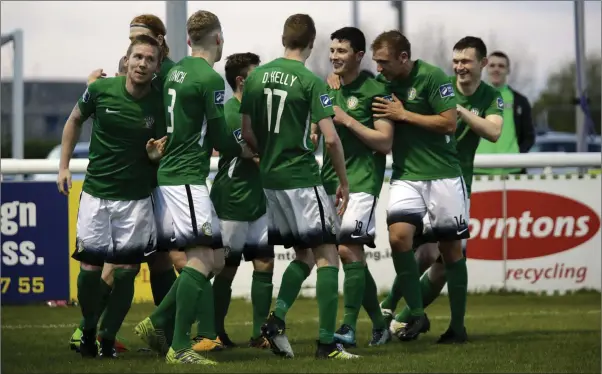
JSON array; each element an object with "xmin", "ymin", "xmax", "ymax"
[
  {"xmin": 158, "ymin": 57, "xmax": 226, "ymax": 186},
  {"xmin": 240, "ymin": 57, "xmax": 334, "ymax": 190}
]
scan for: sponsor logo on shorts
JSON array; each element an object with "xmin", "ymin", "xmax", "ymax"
[
  {"xmin": 214, "ymin": 90, "xmax": 225, "ymax": 105},
  {"xmin": 497, "ymin": 97, "xmax": 504, "ymax": 110},
  {"xmin": 346, "ymin": 96, "xmax": 359, "ymax": 109},
  {"xmin": 438, "ymin": 83, "xmax": 455, "ymax": 98},
  {"xmin": 232, "ymin": 128, "xmax": 244, "ymax": 144},
  {"xmin": 407, "ymin": 87, "xmax": 417, "ymax": 100},
  {"xmin": 467, "ymin": 190, "xmax": 600, "ymax": 261},
  {"xmin": 77, "ymin": 238, "xmax": 85, "ymax": 253},
  {"xmin": 224, "ymin": 246, "xmax": 231, "ymax": 258},
  {"xmin": 320, "ymin": 94, "xmax": 333, "ymax": 108},
  {"xmin": 201, "ymin": 222, "xmax": 212, "ymax": 236}
]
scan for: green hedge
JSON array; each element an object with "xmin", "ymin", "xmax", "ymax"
[{"xmin": 1, "ymin": 140, "xmax": 59, "ymax": 159}]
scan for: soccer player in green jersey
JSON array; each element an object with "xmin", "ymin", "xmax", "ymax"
[
  {"xmin": 384, "ymin": 36, "xmax": 503, "ymax": 344},
  {"xmin": 368, "ymin": 30, "xmax": 469, "ymax": 341},
  {"xmin": 240, "ymin": 14, "xmax": 357, "ymax": 360},
  {"xmin": 134, "ymin": 10, "xmax": 235, "ymax": 365},
  {"xmin": 57, "ymin": 35, "xmax": 166, "ymax": 359},
  {"xmin": 317, "ymin": 27, "xmax": 393, "ymax": 348},
  {"xmin": 69, "ymin": 13, "xmax": 179, "ymax": 354},
  {"xmin": 210, "ymin": 52, "xmax": 275, "ymax": 350}
]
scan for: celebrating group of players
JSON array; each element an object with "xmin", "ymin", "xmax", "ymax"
[{"xmin": 56, "ymin": 9, "xmax": 504, "ymax": 365}]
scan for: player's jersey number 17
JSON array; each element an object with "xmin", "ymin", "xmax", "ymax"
[{"xmin": 264, "ymin": 88, "xmax": 287, "ymax": 134}]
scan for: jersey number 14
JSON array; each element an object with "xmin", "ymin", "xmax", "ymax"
[{"xmin": 264, "ymin": 88, "xmax": 287, "ymax": 134}]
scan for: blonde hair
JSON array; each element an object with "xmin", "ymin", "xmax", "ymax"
[{"xmin": 187, "ymin": 10, "xmax": 221, "ymax": 47}]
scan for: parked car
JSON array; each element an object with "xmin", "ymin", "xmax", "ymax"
[
  {"xmin": 30, "ymin": 142, "xmax": 90, "ymax": 181},
  {"xmin": 527, "ymin": 131, "xmax": 601, "ymax": 175}
]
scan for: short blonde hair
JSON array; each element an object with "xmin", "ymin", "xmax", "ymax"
[{"xmin": 187, "ymin": 10, "xmax": 221, "ymax": 46}]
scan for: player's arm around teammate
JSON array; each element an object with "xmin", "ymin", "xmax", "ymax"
[
  {"xmin": 321, "ymin": 27, "xmax": 394, "ymax": 348},
  {"xmin": 57, "ymin": 35, "xmax": 166, "ymax": 359}
]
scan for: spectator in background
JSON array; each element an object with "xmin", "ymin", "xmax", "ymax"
[{"xmin": 474, "ymin": 51, "xmax": 535, "ymax": 175}]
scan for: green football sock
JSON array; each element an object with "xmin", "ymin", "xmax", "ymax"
[
  {"xmin": 99, "ymin": 268, "xmax": 137, "ymax": 340},
  {"xmin": 316, "ymin": 266, "xmax": 339, "ymax": 344},
  {"xmin": 446, "ymin": 257, "xmax": 468, "ymax": 333},
  {"xmin": 392, "ymin": 251, "xmax": 424, "ymax": 317},
  {"xmin": 212, "ymin": 272, "xmax": 233, "ymax": 336},
  {"xmin": 395, "ymin": 271, "xmax": 442, "ymax": 323},
  {"xmin": 195, "ymin": 270, "xmax": 217, "ymax": 340},
  {"xmin": 380, "ymin": 274, "xmax": 403, "ymax": 311},
  {"xmin": 362, "ymin": 265, "xmax": 387, "ymax": 330},
  {"xmin": 273, "ymin": 260, "xmax": 311, "ymax": 321},
  {"xmin": 172, "ymin": 267, "xmax": 208, "ymax": 351},
  {"xmin": 150, "ymin": 268, "xmax": 177, "ymax": 307},
  {"xmin": 150, "ymin": 276, "xmax": 180, "ymax": 331},
  {"xmin": 342, "ymin": 262, "xmax": 365, "ymax": 331},
  {"xmin": 77, "ymin": 268, "xmax": 102, "ymax": 331},
  {"xmin": 251, "ymin": 270, "xmax": 273, "ymax": 339},
  {"xmin": 78, "ymin": 278, "xmax": 112, "ymax": 330}
]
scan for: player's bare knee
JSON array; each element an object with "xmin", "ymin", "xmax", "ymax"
[
  {"xmin": 80, "ymin": 262, "xmax": 102, "ymax": 271},
  {"xmin": 427, "ymin": 262, "xmax": 447, "ymax": 288},
  {"xmin": 294, "ymin": 247, "xmax": 315, "ymax": 269},
  {"xmin": 438, "ymin": 240, "xmax": 463, "ymax": 264},
  {"xmin": 169, "ymin": 251, "xmax": 187, "ymax": 272},
  {"xmin": 213, "ymin": 248, "xmax": 226, "ymax": 275},
  {"xmin": 313, "ymin": 244, "xmax": 339, "ymax": 268},
  {"xmin": 185, "ymin": 246, "xmax": 214, "ymax": 277},
  {"xmin": 253, "ymin": 258, "xmax": 274, "ymax": 272},
  {"xmin": 338, "ymin": 244, "xmax": 363, "ymax": 264},
  {"xmin": 389, "ymin": 222, "xmax": 415, "ymax": 252},
  {"xmin": 147, "ymin": 251, "xmax": 174, "ymax": 273}
]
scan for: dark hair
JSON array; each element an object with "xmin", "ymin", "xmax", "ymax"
[
  {"xmin": 126, "ymin": 34, "xmax": 161, "ymax": 58},
  {"xmin": 225, "ymin": 52, "xmax": 261, "ymax": 90},
  {"xmin": 489, "ymin": 50, "xmax": 510, "ymax": 68},
  {"xmin": 330, "ymin": 27, "xmax": 366, "ymax": 53},
  {"xmin": 371, "ymin": 30, "xmax": 411, "ymax": 58},
  {"xmin": 453, "ymin": 36, "xmax": 487, "ymax": 60},
  {"xmin": 282, "ymin": 14, "xmax": 316, "ymax": 50}
]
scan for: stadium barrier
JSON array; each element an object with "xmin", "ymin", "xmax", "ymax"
[{"xmin": 1, "ymin": 153, "xmax": 600, "ymax": 304}]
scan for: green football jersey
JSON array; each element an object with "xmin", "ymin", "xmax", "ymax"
[
  {"xmin": 157, "ymin": 57, "xmax": 225, "ymax": 186},
  {"xmin": 377, "ymin": 59, "xmax": 461, "ymax": 181},
  {"xmin": 210, "ymin": 97, "xmax": 266, "ymax": 222},
  {"xmin": 239, "ymin": 58, "xmax": 335, "ymax": 190},
  {"xmin": 321, "ymin": 74, "xmax": 390, "ymax": 197},
  {"xmin": 452, "ymin": 76, "xmax": 504, "ymax": 196},
  {"xmin": 152, "ymin": 56, "xmax": 176, "ymax": 93},
  {"xmin": 77, "ymin": 76, "xmax": 164, "ymax": 201}
]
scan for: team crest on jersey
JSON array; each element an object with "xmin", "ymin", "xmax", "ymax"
[
  {"xmin": 232, "ymin": 128, "xmax": 244, "ymax": 144},
  {"xmin": 144, "ymin": 116, "xmax": 155, "ymax": 129},
  {"xmin": 407, "ymin": 87, "xmax": 417, "ymax": 100},
  {"xmin": 201, "ymin": 222, "xmax": 212, "ymax": 236},
  {"xmin": 471, "ymin": 108, "xmax": 480, "ymax": 116},
  {"xmin": 439, "ymin": 83, "xmax": 455, "ymax": 98},
  {"xmin": 82, "ymin": 88, "xmax": 90, "ymax": 103},
  {"xmin": 497, "ymin": 97, "xmax": 504, "ymax": 110},
  {"xmin": 320, "ymin": 94, "xmax": 333, "ymax": 108},
  {"xmin": 214, "ymin": 90, "xmax": 225, "ymax": 105},
  {"xmin": 346, "ymin": 96, "xmax": 359, "ymax": 109}
]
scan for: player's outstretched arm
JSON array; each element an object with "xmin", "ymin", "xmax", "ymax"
[
  {"xmin": 334, "ymin": 105, "xmax": 393, "ymax": 154},
  {"xmin": 57, "ymin": 104, "xmax": 86, "ymax": 195},
  {"xmin": 372, "ymin": 94, "xmax": 456, "ymax": 134},
  {"xmin": 241, "ymin": 114, "xmax": 259, "ymax": 154},
  {"xmin": 457, "ymin": 105, "xmax": 503, "ymax": 142},
  {"xmin": 318, "ymin": 117, "xmax": 349, "ymax": 215}
]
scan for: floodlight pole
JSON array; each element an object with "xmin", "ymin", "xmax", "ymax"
[{"xmin": 1, "ymin": 29, "xmax": 24, "ymax": 161}]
